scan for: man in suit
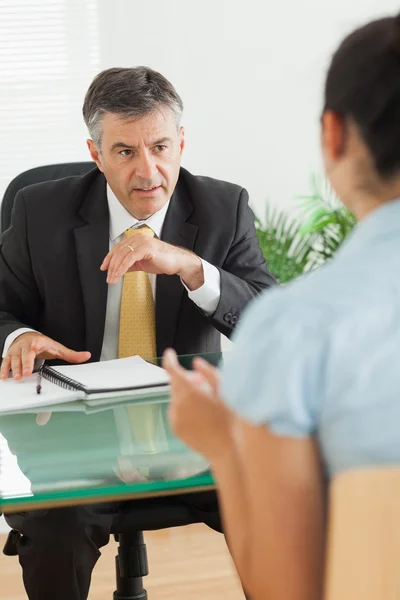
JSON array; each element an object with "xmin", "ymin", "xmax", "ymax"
[{"xmin": 0, "ymin": 67, "xmax": 275, "ymax": 600}]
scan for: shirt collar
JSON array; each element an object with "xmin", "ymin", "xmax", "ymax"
[
  {"xmin": 107, "ymin": 184, "xmax": 170, "ymax": 242},
  {"xmin": 337, "ymin": 198, "xmax": 400, "ymax": 259}
]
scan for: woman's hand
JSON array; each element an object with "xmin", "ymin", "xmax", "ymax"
[{"xmin": 163, "ymin": 349, "xmax": 234, "ymax": 461}]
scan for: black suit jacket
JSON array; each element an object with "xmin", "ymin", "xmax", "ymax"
[{"xmin": 0, "ymin": 167, "xmax": 275, "ymax": 362}]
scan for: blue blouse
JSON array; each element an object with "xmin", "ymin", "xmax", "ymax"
[{"xmin": 222, "ymin": 200, "xmax": 400, "ymax": 477}]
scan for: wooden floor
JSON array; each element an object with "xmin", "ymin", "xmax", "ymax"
[{"xmin": 0, "ymin": 524, "xmax": 244, "ymax": 599}]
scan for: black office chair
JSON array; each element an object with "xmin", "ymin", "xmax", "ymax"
[
  {"xmin": 3, "ymin": 499, "xmax": 214, "ymax": 600},
  {"xmin": 0, "ymin": 162, "xmax": 96, "ymax": 233},
  {"xmin": 0, "ymin": 163, "xmax": 220, "ymax": 600}
]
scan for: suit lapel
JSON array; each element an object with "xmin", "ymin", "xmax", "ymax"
[
  {"xmin": 156, "ymin": 179, "xmax": 198, "ymax": 355},
  {"xmin": 74, "ymin": 174, "xmax": 109, "ymax": 360}
]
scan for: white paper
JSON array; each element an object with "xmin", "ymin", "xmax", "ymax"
[
  {"xmin": 50, "ymin": 356, "xmax": 169, "ymax": 392},
  {"xmin": 0, "ymin": 375, "xmax": 81, "ymax": 413}
]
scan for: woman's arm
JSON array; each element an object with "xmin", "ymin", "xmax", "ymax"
[
  {"xmin": 163, "ymin": 350, "xmax": 326, "ymax": 600},
  {"xmin": 212, "ymin": 419, "xmax": 326, "ymax": 600}
]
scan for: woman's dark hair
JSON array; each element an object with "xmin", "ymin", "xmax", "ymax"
[{"xmin": 324, "ymin": 14, "xmax": 400, "ymax": 178}]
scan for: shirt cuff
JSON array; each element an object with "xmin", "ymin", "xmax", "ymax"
[
  {"xmin": 181, "ymin": 259, "xmax": 221, "ymax": 316},
  {"xmin": 2, "ymin": 328, "xmax": 37, "ymax": 358}
]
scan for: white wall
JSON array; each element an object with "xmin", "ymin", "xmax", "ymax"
[
  {"xmin": 97, "ymin": 0, "xmax": 400, "ymax": 217},
  {"xmin": 1, "ymin": 0, "xmax": 399, "ymax": 215},
  {"xmin": 0, "ymin": 0, "xmax": 100, "ymax": 202}
]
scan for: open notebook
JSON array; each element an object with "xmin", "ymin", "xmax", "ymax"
[{"xmin": 0, "ymin": 356, "xmax": 170, "ymax": 414}]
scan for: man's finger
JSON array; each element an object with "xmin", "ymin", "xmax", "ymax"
[
  {"xmin": 107, "ymin": 252, "xmax": 130, "ymax": 284},
  {"xmin": 55, "ymin": 346, "xmax": 91, "ymax": 364},
  {"xmin": 108, "ymin": 249, "xmax": 147, "ymax": 284},
  {"xmin": 11, "ymin": 354, "xmax": 22, "ymax": 380},
  {"xmin": 21, "ymin": 347, "xmax": 36, "ymax": 377},
  {"xmin": 103, "ymin": 242, "xmax": 132, "ymax": 275},
  {"xmin": 32, "ymin": 338, "xmax": 91, "ymax": 364},
  {"xmin": 107, "ymin": 246, "xmax": 144, "ymax": 284},
  {"xmin": 100, "ymin": 251, "xmax": 112, "ymax": 271},
  {"xmin": 0, "ymin": 356, "xmax": 11, "ymax": 380},
  {"xmin": 30, "ymin": 336, "xmax": 51, "ymax": 355},
  {"xmin": 36, "ymin": 412, "xmax": 52, "ymax": 426}
]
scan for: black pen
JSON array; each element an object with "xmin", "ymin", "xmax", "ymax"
[{"xmin": 36, "ymin": 366, "xmax": 43, "ymax": 395}]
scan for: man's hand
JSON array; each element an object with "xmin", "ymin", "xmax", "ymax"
[
  {"xmin": 100, "ymin": 234, "xmax": 205, "ymax": 291},
  {"xmin": 0, "ymin": 332, "xmax": 91, "ymax": 381}
]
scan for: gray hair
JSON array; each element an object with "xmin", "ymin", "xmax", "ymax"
[{"xmin": 82, "ymin": 66, "xmax": 184, "ymax": 148}]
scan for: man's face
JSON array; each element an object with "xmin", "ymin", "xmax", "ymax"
[{"xmin": 88, "ymin": 109, "xmax": 184, "ymax": 220}]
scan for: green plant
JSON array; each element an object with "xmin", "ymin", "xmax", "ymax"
[
  {"xmin": 255, "ymin": 175, "xmax": 356, "ymax": 283},
  {"xmin": 298, "ymin": 174, "xmax": 356, "ymax": 261},
  {"xmin": 255, "ymin": 207, "xmax": 319, "ymax": 283}
]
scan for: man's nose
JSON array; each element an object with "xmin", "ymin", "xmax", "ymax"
[{"xmin": 135, "ymin": 151, "xmax": 157, "ymax": 181}]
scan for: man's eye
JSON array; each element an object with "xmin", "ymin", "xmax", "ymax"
[
  {"xmin": 154, "ymin": 145, "xmax": 167, "ymax": 152},
  {"xmin": 119, "ymin": 149, "xmax": 132, "ymax": 156}
]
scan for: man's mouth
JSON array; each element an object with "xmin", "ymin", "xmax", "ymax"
[{"xmin": 134, "ymin": 185, "xmax": 161, "ymax": 193}]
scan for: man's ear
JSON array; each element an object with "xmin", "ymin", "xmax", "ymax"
[
  {"xmin": 179, "ymin": 127, "xmax": 185, "ymax": 156},
  {"xmin": 87, "ymin": 139, "xmax": 104, "ymax": 172}
]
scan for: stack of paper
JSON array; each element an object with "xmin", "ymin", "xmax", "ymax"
[{"xmin": 0, "ymin": 356, "xmax": 170, "ymax": 415}]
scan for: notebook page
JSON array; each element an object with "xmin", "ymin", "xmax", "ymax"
[
  {"xmin": 49, "ymin": 356, "xmax": 169, "ymax": 392},
  {"xmin": 0, "ymin": 375, "xmax": 81, "ymax": 414}
]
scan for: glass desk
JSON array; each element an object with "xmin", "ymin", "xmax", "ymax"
[{"xmin": 0, "ymin": 353, "xmax": 221, "ymax": 513}]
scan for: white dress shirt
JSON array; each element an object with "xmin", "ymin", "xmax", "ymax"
[{"xmin": 3, "ymin": 185, "xmax": 221, "ymax": 360}]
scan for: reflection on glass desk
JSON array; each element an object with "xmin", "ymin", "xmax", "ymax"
[{"xmin": 0, "ymin": 353, "xmax": 222, "ymax": 512}]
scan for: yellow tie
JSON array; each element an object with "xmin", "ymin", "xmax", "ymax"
[
  {"xmin": 118, "ymin": 225, "xmax": 156, "ymax": 361},
  {"xmin": 118, "ymin": 225, "xmax": 159, "ymax": 462}
]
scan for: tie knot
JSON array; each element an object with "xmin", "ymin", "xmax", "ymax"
[{"xmin": 124, "ymin": 225, "xmax": 155, "ymax": 240}]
